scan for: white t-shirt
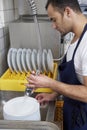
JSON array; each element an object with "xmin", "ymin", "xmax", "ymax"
[{"xmin": 66, "ymin": 31, "xmax": 87, "ymax": 84}]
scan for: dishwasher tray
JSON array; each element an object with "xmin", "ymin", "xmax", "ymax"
[{"xmin": 0, "ymin": 63, "xmax": 58, "ymax": 92}]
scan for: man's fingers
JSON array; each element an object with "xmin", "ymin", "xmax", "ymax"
[{"xmin": 25, "ymin": 83, "xmax": 35, "ymax": 88}]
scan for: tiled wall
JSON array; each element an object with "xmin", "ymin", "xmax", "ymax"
[{"xmin": 0, "ymin": 0, "xmax": 19, "ymax": 76}]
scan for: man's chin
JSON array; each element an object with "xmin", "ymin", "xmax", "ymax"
[{"xmin": 61, "ymin": 33, "xmax": 66, "ymax": 37}]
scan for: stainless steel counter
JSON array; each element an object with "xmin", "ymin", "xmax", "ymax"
[{"xmin": 0, "ymin": 120, "xmax": 59, "ymax": 130}]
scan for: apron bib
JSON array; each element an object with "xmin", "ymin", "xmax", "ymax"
[{"xmin": 58, "ymin": 24, "xmax": 87, "ymax": 130}]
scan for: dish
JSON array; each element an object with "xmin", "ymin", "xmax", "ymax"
[
  {"xmin": 31, "ymin": 49, "xmax": 37, "ymax": 71},
  {"xmin": 16, "ymin": 48, "xmax": 23, "ymax": 73},
  {"xmin": 47, "ymin": 49, "xmax": 54, "ymax": 73},
  {"xmin": 11, "ymin": 49, "xmax": 18, "ymax": 73},
  {"xmin": 7, "ymin": 48, "xmax": 14, "ymax": 72},
  {"xmin": 42, "ymin": 49, "xmax": 48, "ymax": 73},
  {"xmin": 37, "ymin": 50, "xmax": 42, "ymax": 71},
  {"xmin": 21, "ymin": 48, "xmax": 28, "ymax": 73},
  {"xmin": 26, "ymin": 49, "xmax": 33, "ymax": 72}
]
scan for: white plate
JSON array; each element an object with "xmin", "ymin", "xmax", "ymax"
[
  {"xmin": 26, "ymin": 49, "xmax": 33, "ymax": 72},
  {"xmin": 47, "ymin": 49, "xmax": 54, "ymax": 73},
  {"xmin": 21, "ymin": 48, "xmax": 28, "ymax": 73},
  {"xmin": 11, "ymin": 49, "xmax": 18, "ymax": 73},
  {"xmin": 37, "ymin": 50, "xmax": 42, "ymax": 71},
  {"xmin": 16, "ymin": 48, "xmax": 23, "ymax": 73},
  {"xmin": 42, "ymin": 49, "xmax": 48, "ymax": 73},
  {"xmin": 31, "ymin": 49, "xmax": 37, "ymax": 71},
  {"xmin": 7, "ymin": 48, "xmax": 14, "ymax": 72}
]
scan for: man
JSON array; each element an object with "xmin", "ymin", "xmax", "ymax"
[{"xmin": 26, "ymin": 0, "xmax": 87, "ymax": 129}]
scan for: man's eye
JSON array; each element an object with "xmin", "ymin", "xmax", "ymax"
[
  {"xmin": 53, "ymin": 19, "xmax": 56, "ymax": 22},
  {"xmin": 50, "ymin": 18, "xmax": 56, "ymax": 22},
  {"xmin": 50, "ymin": 18, "xmax": 53, "ymax": 21}
]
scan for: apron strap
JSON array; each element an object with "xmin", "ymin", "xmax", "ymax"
[{"xmin": 72, "ymin": 24, "xmax": 87, "ymax": 59}]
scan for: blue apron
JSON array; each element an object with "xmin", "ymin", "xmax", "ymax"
[{"xmin": 58, "ymin": 24, "xmax": 87, "ymax": 130}]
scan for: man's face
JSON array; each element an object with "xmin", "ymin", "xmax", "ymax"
[{"xmin": 47, "ymin": 4, "xmax": 71, "ymax": 36}]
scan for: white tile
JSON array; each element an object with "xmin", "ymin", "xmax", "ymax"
[
  {"xmin": 0, "ymin": 11, "xmax": 5, "ymax": 28},
  {"xmin": 0, "ymin": 49, "xmax": 6, "ymax": 65},
  {"xmin": 14, "ymin": 0, "xmax": 18, "ymax": 9},
  {"xmin": 0, "ymin": 37, "xmax": 5, "ymax": 51},
  {"xmin": 4, "ymin": 34, "xmax": 10, "ymax": 48},
  {"xmin": 0, "ymin": 0, "xmax": 3, "ymax": 10},
  {"xmin": 3, "ymin": 26, "xmax": 9, "ymax": 35},
  {"xmin": 0, "ymin": 26, "xmax": 9, "ymax": 36},
  {"xmin": 0, "ymin": 34, "xmax": 10, "ymax": 51},
  {"xmin": 3, "ymin": 0, "xmax": 14, "ymax": 10},
  {"xmin": 9, "ymin": 10, "xmax": 15, "ymax": 21},
  {"xmin": 4, "ymin": 10, "xmax": 15, "ymax": 23},
  {"xmin": 14, "ymin": 9, "xmax": 19, "ymax": 20},
  {"xmin": 0, "ymin": 28, "xmax": 4, "ymax": 37},
  {"xmin": 0, "ymin": 61, "xmax": 8, "ymax": 76}
]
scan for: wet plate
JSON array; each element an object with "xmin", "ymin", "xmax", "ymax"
[
  {"xmin": 26, "ymin": 49, "xmax": 33, "ymax": 72},
  {"xmin": 16, "ymin": 48, "xmax": 23, "ymax": 73},
  {"xmin": 7, "ymin": 48, "xmax": 14, "ymax": 72}
]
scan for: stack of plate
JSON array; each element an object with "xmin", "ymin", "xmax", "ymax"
[{"xmin": 7, "ymin": 48, "xmax": 54, "ymax": 73}]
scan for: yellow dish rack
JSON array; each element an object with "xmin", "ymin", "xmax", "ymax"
[{"xmin": 0, "ymin": 63, "xmax": 58, "ymax": 92}]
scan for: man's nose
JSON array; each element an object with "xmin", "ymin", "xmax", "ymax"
[{"xmin": 52, "ymin": 23, "xmax": 56, "ymax": 29}]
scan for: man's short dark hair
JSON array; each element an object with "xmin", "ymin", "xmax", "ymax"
[{"xmin": 45, "ymin": 0, "xmax": 81, "ymax": 14}]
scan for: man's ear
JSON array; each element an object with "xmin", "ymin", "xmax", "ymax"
[{"xmin": 64, "ymin": 7, "xmax": 71, "ymax": 17}]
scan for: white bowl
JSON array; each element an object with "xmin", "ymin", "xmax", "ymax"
[{"xmin": 3, "ymin": 96, "xmax": 41, "ymax": 121}]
